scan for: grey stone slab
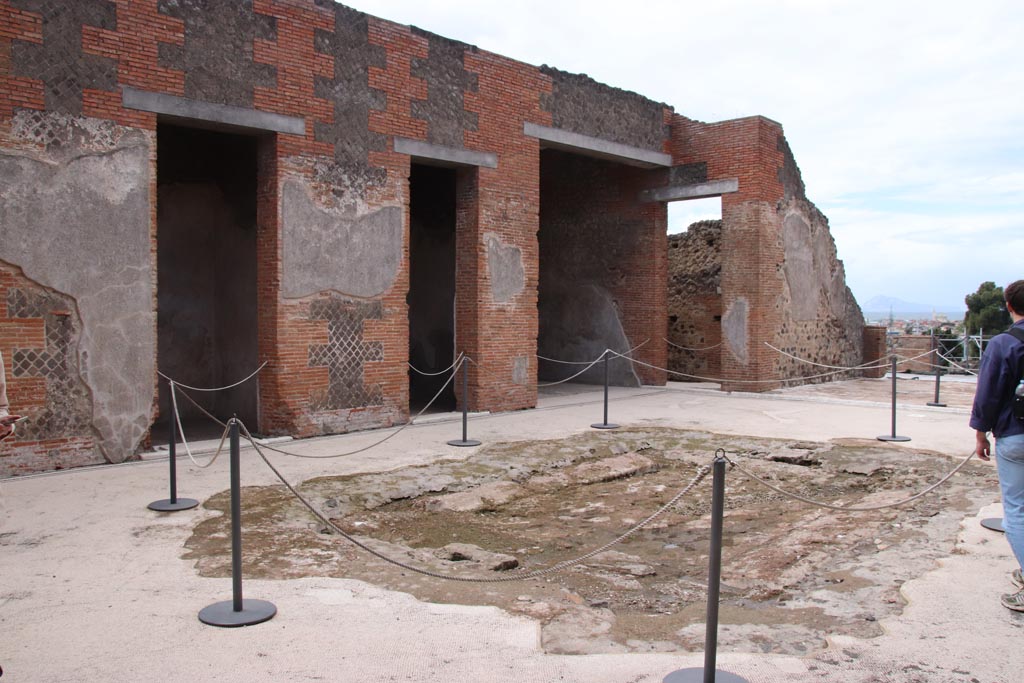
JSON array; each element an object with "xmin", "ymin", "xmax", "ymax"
[
  {"xmin": 121, "ymin": 86, "xmax": 305, "ymax": 135},
  {"xmin": 524, "ymin": 122, "xmax": 671, "ymax": 168},
  {"xmin": 640, "ymin": 178, "xmax": 739, "ymax": 203},
  {"xmin": 394, "ymin": 137, "xmax": 497, "ymax": 168}
]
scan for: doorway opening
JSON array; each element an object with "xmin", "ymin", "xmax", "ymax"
[
  {"xmin": 666, "ymin": 197, "xmax": 723, "ymax": 381},
  {"xmin": 537, "ymin": 149, "xmax": 642, "ymax": 387},
  {"xmin": 408, "ymin": 163, "xmax": 457, "ymax": 413},
  {"xmin": 155, "ymin": 123, "xmax": 260, "ymax": 440}
]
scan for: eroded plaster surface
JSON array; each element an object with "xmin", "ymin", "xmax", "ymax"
[
  {"xmin": 723, "ymin": 297, "xmax": 750, "ymax": 365},
  {"xmin": 0, "ymin": 112, "xmax": 153, "ymax": 462},
  {"xmin": 484, "ymin": 233, "xmax": 524, "ymax": 304},
  {"xmin": 782, "ymin": 213, "xmax": 819, "ymax": 321},
  {"xmin": 280, "ymin": 177, "xmax": 402, "ymax": 299},
  {"xmin": 538, "ymin": 283, "xmax": 640, "ymax": 387}
]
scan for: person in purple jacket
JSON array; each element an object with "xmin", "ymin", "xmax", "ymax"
[{"xmin": 971, "ymin": 279, "xmax": 1024, "ymax": 611}]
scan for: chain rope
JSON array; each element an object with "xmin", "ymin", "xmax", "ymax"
[
  {"xmin": 239, "ymin": 416, "xmax": 713, "ymax": 583},
  {"xmin": 168, "ymin": 381, "xmax": 230, "ymax": 468},
  {"xmin": 157, "ymin": 362, "xmax": 267, "ymax": 392},
  {"xmin": 170, "ymin": 355, "xmax": 465, "ymax": 461},
  {"xmin": 665, "ymin": 337, "xmax": 722, "ymax": 352},
  {"xmin": 721, "ymin": 449, "xmax": 977, "ymax": 511}
]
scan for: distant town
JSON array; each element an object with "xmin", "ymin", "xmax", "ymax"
[{"xmin": 863, "ymin": 309, "xmax": 965, "ymax": 336}]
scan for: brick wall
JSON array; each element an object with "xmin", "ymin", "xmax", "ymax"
[
  {"xmin": 538, "ymin": 150, "xmax": 666, "ymax": 386},
  {"xmin": 0, "ymin": 0, "xmax": 851, "ymax": 473},
  {"xmin": 670, "ymin": 115, "xmax": 865, "ymax": 390},
  {"xmin": 892, "ymin": 335, "xmax": 940, "ymax": 374},
  {"xmin": 862, "ymin": 325, "xmax": 888, "ymax": 378},
  {"xmin": 0, "ymin": 264, "xmax": 102, "ymax": 475}
]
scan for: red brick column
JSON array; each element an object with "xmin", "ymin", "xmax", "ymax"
[{"xmin": 671, "ymin": 115, "xmax": 788, "ymax": 391}]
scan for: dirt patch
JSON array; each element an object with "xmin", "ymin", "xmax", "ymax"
[{"xmin": 183, "ymin": 428, "xmax": 996, "ymax": 655}]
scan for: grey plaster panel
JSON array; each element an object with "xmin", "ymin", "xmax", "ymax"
[
  {"xmin": 640, "ymin": 179, "xmax": 739, "ymax": 203},
  {"xmin": 512, "ymin": 356, "xmax": 530, "ymax": 385},
  {"xmin": 122, "ymin": 87, "xmax": 305, "ymax": 135},
  {"xmin": 723, "ymin": 297, "xmax": 749, "ymax": 365},
  {"xmin": 0, "ymin": 112, "xmax": 154, "ymax": 463},
  {"xmin": 782, "ymin": 213, "xmax": 819, "ymax": 321},
  {"xmin": 485, "ymin": 233, "xmax": 525, "ymax": 304},
  {"xmin": 524, "ymin": 122, "xmax": 671, "ymax": 168},
  {"xmin": 537, "ymin": 283, "xmax": 640, "ymax": 387},
  {"xmin": 281, "ymin": 178, "xmax": 402, "ymax": 299},
  {"xmin": 394, "ymin": 137, "xmax": 497, "ymax": 169}
]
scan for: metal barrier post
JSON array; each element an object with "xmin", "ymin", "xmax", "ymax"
[
  {"xmin": 148, "ymin": 401, "xmax": 198, "ymax": 512},
  {"xmin": 663, "ymin": 455, "xmax": 748, "ymax": 683},
  {"xmin": 877, "ymin": 356, "xmax": 910, "ymax": 442},
  {"xmin": 199, "ymin": 418, "xmax": 276, "ymax": 627},
  {"xmin": 448, "ymin": 357, "xmax": 481, "ymax": 447},
  {"xmin": 926, "ymin": 369, "xmax": 947, "ymax": 407},
  {"xmin": 591, "ymin": 351, "xmax": 619, "ymax": 430}
]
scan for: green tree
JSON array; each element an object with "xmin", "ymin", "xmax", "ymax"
[{"xmin": 964, "ymin": 281, "xmax": 1011, "ymax": 336}]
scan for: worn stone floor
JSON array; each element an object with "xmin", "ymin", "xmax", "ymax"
[{"xmin": 183, "ymin": 425, "xmax": 995, "ymax": 656}]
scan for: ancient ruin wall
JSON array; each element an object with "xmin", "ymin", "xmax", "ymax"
[
  {"xmin": 771, "ymin": 137, "xmax": 865, "ymax": 381},
  {"xmin": 0, "ymin": 113, "xmax": 154, "ymax": 474},
  {"xmin": 667, "ymin": 221, "xmax": 722, "ymax": 379},
  {"xmin": 669, "ymin": 117, "xmax": 865, "ymax": 387}
]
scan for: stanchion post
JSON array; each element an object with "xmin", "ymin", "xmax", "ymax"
[
  {"xmin": 591, "ymin": 350, "xmax": 619, "ymax": 430},
  {"xmin": 926, "ymin": 368, "xmax": 947, "ymax": 408},
  {"xmin": 199, "ymin": 418, "xmax": 276, "ymax": 627},
  {"xmin": 448, "ymin": 356, "xmax": 481, "ymax": 447},
  {"xmin": 663, "ymin": 455, "xmax": 749, "ymax": 683},
  {"xmin": 148, "ymin": 396, "xmax": 198, "ymax": 512},
  {"xmin": 877, "ymin": 356, "xmax": 910, "ymax": 442}
]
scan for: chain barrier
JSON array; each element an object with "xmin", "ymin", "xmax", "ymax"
[
  {"xmin": 168, "ymin": 381, "xmax": 231, "ymax": 468},
  {"xmin": 720, "ymin": 449, "xmax": 977, "ymax": 511},
  {"xmin": 763, "ymin": 343, "xmax": 893, "ymax": 372},
  {"xmin": 157, "ymin": 362, "xmax": 267, "ymax": 392},
  {"xmin": 407, "ymin": 355, "xmax": 462, "ymax": 377},
  {"xmin": 537, "ymin": 339, "xmax": 649, "ymax": 366},
  {"xmin": 171, "ymin": 354, "xmax": 466, "ymax": 461},
  {"xmin": 608, "ymin": 350, "xmax": 878, "ymax": 386},
  {"xmin": 534, "ymin": 352, "xmax": 609, "ymax": 387},
  {"xmin": 239, "ymin": 416, "xmax": 714, "ymax": 583},
  {"xmin": 665, "ymin": 337, "xmax": 722, "ymax": 352}
]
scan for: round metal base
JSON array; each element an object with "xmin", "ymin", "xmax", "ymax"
[
  {"xmin": 663, "ymin": 668, "xmax": 750, "ymax": 683},
  {"xmin": 981, "ymin": 517, "xmax": 1005, "ymax": 533},
  {"xmin": 447, "ymin": 439, "xmax": 481, "ymax": 447},
  {"xmin": 877, "ymin": 435, "xmax": 911, "ymax": 442},
  {"xmin": 591, "ymin": 423, "xmax": 620, "ymax": 430},
  {"xmin": 148, "ymin": 498, "xmax": 199, "ymax": 512},
  {"xmin": 199, "ymin": 598, "xmax": 277, "ymax": 627},
  {"xmin": 926, "ymin": 402, "xmax": 947, "ymax": 408}
]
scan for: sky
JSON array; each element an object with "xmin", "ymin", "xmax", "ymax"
[{"xmin": 349, "ymin": 0, "xmax": 1023, "ymax": 312}]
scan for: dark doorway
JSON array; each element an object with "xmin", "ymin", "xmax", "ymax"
[
  {"xmin": 156, "ymin": 124, "xmax": 259, "ymax": 438},
  {"xmin": 408, "ymin": 164, "xmax": 457, "ymax": 413},
  {"xmin": 537, "ymin": 149, "xmax": 641, "ymax": 387}
]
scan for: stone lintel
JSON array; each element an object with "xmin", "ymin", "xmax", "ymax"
[
  {"xmin": 523, "ymin": 122, "xmax": 671, "ymax": 168},
  {"xmin": 640, "ymin": 178, "xmax": 740, "ymax": 203},
  {"xmin": 393, "ymin": 137, "xmax": 498, "ymax": 168},
  {"xmin": 121, "ymin": 87, "xmax": 306, "ymax": 136}
]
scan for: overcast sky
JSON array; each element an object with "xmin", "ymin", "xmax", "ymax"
[{"xmin": 350, "ymin": 0, "xmax": 1022, "ymax": 311}]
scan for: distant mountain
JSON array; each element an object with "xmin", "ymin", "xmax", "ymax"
[
  {"xmin": 863, "ymin": 295, "xmax": 932, "ymax": 313},
  {"xmin": 861, "ymin": 295, "xmax": 964, "ymax": 319}
]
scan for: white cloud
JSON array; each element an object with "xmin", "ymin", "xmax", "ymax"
[{"xmin": 348, "ymin": 0, "xmax": 1024, "ymax": 308}]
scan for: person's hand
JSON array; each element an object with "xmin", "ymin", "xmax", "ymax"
[
  {"xmin": 0, "ymin": 414, "xmax": 22, "ymax": 440},
  {"xmin": 975, "ymin": 431, "xmax": 991, "ymax": 461}
]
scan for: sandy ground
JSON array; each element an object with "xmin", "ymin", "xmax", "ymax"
[{"xmin": 2, "ymin": 375, "xmax": 1022, "ymax": 682}]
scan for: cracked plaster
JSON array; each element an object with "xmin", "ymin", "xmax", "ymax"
[{"xmin": 0, "ymin": 112, "xmax": 154, "ymax": 462}]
